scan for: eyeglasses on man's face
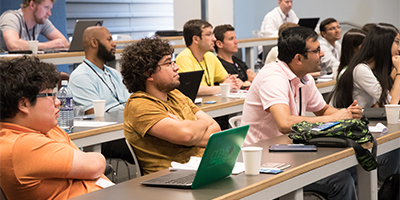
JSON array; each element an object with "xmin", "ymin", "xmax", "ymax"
[
  {"xmin": 303, "ymin": 47, "xmax": 321, "ymax": 55},
  {"xmin": 36, "ymin": 92, "xmax": 57, "ymax": 102},
  {"xmin": 159, "ymin": 60, "xmax": 176, "ymax": 68}
]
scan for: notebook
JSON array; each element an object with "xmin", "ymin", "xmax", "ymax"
[
  {"xmin": 141, "ymin": 125, "xmax": 250, "ymax": 189},
  {"xmin": 298, "ymin": 18, "xmax": 320, "ymax": 30},
  {"xmin": 177, "ymin": 70, "xmax": 204, "ymax": 102},
  {"xmin": 43, "ymin": 20, "xmax": 103, "ymax": 53}
]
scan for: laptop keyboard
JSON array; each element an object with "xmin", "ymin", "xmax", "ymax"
[{"xmin": 164, "ymin": 173, "xmax": 196, "ymax": 185}]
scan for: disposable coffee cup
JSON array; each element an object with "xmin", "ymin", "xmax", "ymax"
[
  {"xmin": 384, "ymin": 104, "xmax": 400, "ymax": 124},
  {"xmin": 220, "ymin": 83, "xmax": 230, "ymax": 98},
  {"xmin": 93, "ymin": 100, "xmax": 106, "ymax": 117},
  {"xmin": 241, "ymin": 146, "xmax": 263, "ymax": 175},
  {"xmin": 28, "ymin": 40, "xmax": 38, "ymax": 54}
]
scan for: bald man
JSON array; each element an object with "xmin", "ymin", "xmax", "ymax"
[{"xmin": 69, "ymin": 26, "xmax": 130, "ymax": 114}]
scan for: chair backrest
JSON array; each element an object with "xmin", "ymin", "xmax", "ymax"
[
  {"xmin": 125, "ymin": 139, "xmax": 142, "ymax": 177},
  {"xmin": 229, "ymin": 115, "xmax": 242, "ymax": 128},
  {"xmin": 0, "ymin": 187, "xmax": 8, "ymax": 200}
]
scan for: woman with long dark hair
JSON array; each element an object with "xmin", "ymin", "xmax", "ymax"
[
  {"xmin": 336, "ymin": 28, "xmax": 366, "ymax": 79},
  {"xmin": 330, "ymin": 23, "xmax": 400, "ymax": 108}
]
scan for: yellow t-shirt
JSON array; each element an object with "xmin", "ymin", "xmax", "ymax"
[
  {"xmin": 176, "ymin": 48, "xmax": 228, "ymax": 86},
  {"xmin": 124, "ymin": 89, "xmax": 204, "ymax": 175}
]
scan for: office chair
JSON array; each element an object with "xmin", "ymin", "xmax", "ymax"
[
  {"xmin": 102, "ymin": 139, "xmax": 135, "ymax": 182},
  {"xmin": 125, "ymin": 139, "xmax": 142, "ymax": 177},
  {"xmin": 228, "ymin": 115, "xmax": 242, "ymax": 128}
]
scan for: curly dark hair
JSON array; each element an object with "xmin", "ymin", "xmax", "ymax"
[
  {"xmin": 120, "ymin": 37, "xmax": 174, "ymax": 93},
  {"xmin": 0, "ymin": 56, "xmax": 59, "ymax": 121}
]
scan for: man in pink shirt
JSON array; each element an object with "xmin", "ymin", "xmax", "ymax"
[
  {"xmin": 242, "ymin": 26, "xmax": 363, "ymax": 200},
  {"xmin": 243, "ymin": 27, "xmax": 362, "ymax": 145}
]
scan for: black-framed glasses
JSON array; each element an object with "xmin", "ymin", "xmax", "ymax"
[
  {"xmin": 36, "ymin": 92, "xmax": 57, "ymax": 102},
  {"xmin": 158, "ymin": 60, "xmax": 176, "ymax": 68},
  {"xmin": 303, "ymin": 47, "xmax": 321, "ymax": 55}
]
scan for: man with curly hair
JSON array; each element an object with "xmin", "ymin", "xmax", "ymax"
[
  {"xmin": 0, "ymin": 57, "xmax": 110, "ymax": 199},
  {"xmin": 120, "ymin": 37, "xmax": 221, "ymax": 175}
]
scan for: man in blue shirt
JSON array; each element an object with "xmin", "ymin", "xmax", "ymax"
[{"xmin": 69, "ymin": 26, "xmax": 130, "ymax": 114}]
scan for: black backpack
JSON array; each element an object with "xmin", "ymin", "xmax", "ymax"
[{"xmin": 378, "ymin": 173, "xmax": 400, "ymax": 200}]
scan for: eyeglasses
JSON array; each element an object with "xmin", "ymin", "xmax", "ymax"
[
  {"xmin": 201, "ymin": 33, "xmax": 215, "ymax": 37},
  {"xmin": 159, "ymin": 61, "xmax": 176, "ymax": 68},
  {"xmin": 36, "ymin": 92, "xmax": 57, "ymax": 102},
  {"xmin": 327, "ymin": 26, "xmax": 341, "ymax": 31},
  {"xmin": 303, "ymin": 47, "xmax": 321, "ymax": 55}
]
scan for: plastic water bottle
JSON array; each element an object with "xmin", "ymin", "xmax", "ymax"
[{"xmin": 57, "ymin": 80, "xmax": 74, "ymax": 133}]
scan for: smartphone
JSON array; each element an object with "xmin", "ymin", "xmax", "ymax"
[
  {"xmin": 260, "ymin": 167, "xmax": 282, "ymax": 174},
  {"xmin": 311, "ymin": 121, "xmax": 340, "ymax": 131},
  {"xmin": 269, "ymin": 144, "xmax": 317, "ymax": 152},
  {"xmin": 204, "ymin": 100, "xmax": 217, "ymax": 104}
]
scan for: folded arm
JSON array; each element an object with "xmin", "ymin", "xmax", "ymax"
[{"xmin": 67, "ymin": 150, "xmax": 106, "ymax": 180}]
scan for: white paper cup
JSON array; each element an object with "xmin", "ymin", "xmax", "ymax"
[
  {"xmin": 220, "ymin": 83, "xmax": 230, "ymax": 98},
  {"xmin": 241, "ymin": 146, "xmax": 263, "ymax": 175},
  {"xmin": 28, "ymin": 40, "xmax": 38, "ymax": 54},
  {"xmin": 384, "ymin": 104, "xmax": 400, "ymax": 124},
  {"xmin": 93, "ymin": 100, "xmax": 106, "ymax": 117}
]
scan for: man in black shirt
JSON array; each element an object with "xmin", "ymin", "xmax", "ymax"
[{"xmin": 214, "ymin": 24, "xmax": 256, "ymax": 89}]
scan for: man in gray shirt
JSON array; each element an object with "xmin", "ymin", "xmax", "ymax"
[{"xmin": 0, "ymin": 0, "xmax": 69, "ymax": 51}]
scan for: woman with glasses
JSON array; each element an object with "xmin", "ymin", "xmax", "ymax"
[{"xmin": 330, "ymin": 23, "xmax": 400, "ymax": 109}]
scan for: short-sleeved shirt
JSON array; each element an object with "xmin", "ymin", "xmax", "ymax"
[
  {"xmin": 176, "ymin": 48, "xmax": 228, "ymax": 86},
  {"xmin": 69, "ymin": 59, "xmax": 131, "ymax": 112},
  {"xmin": 0, "ymin": 9, "xmax": 55, "ymax": 51},
  {"xmin": 260, "ymin": 7, "xmax": 299, "ymax": 37},
  {"xmin": 0, "ymin": 123, "xmax": 105, "ymax": 200},
  {"xmin": 319, "ymin": 36, "xmax": 341, "ymax": 76},
  {"xmin": 218, "ymin": 55, "xmax": 249, "ymax": 82},
  {"xmin": 124, "ymin": 89, "xmax": 204, "ymax": 175},
  {"xmin": 242, "ymin": 60, "xmax": 326, "ymax": 145},
  {"xmin": 352, "ymin": 63, "xmax": 390, "ymax": 108}
]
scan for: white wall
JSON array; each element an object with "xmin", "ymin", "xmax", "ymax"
[
  {"xmin": 207, "ymin": 0, "xmax": 234, "ymax": 27},
  {"xmin": 173, "ymin": 0, "xmax": 201, "ymax": 30}
]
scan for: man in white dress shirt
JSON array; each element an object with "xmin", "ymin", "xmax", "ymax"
[
  {"xmin": 318, "ymin": 18, "xmax": 342, "ymax": 76},
  {"xmin": 260, "ymin": 0, "xmax": 299, "ymax": 37}
]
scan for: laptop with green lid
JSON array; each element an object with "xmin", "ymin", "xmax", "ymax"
[{"xmin": 141, "ymin": 125, "xmax": 249, "ymax": 189}]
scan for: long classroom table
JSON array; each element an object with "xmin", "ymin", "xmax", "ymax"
[
  {"xmin": 0, "ymin": 36, "xmax": 278, "ymax": 69},
  {"xmin": 70, "ymin": 121, "xmax": 400, "ymax": 200},
  {"xmin": 70, "ymin": 81, "xmax": 336, "ymax": 150}
]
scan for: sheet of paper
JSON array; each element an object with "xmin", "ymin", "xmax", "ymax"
[
  {"xmin": 74, "ymin": 121, "xmax": 118, "ymax": 127},
  {"xmin": 170, "ymin": 156, "xmax": 245, "ymax": 175},
  {"xmin": 368, "ymin": 122, "xmax": 388, "ymax": 133}
]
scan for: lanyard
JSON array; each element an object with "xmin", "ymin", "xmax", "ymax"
[
  {"xmin": 24, "ymin": 21, "xmax": 35, "ymax": 41},
  {"xmin": 190, "ymin": 50, "xmax": 211, "ymax": 86},
  {"xmin": 84, "ymin": 61, "xmax": 120, "ymax": 103},
  {"xmin": 289, "ymin": 80, "xmax": 302, "ymax": 116}
]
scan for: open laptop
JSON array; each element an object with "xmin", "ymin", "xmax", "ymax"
[
  {"xmin": 43, "ymin": 20, "xmax": 103, "ymax": 53},
  {"xmin": 298, "ymin": 18, "xmax": 320, "ymax": 30},
  {"xmin": 141, "ymin": 125, "xmax": 250, "ymax": 189},
  {"xmin": 177, "ymin": 70, "xmax": 204, "ymax": 102}
]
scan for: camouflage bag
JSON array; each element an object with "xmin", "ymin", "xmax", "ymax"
[{"xmin": 289, "ymin": 118, "xmax": 377, "ymax": 171}]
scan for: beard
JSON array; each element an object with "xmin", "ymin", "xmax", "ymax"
[
  {"xmin": 155, "ymin": 80, "xmax": 180, "ymax": 93},
  {"xmin": 33, "ymin": 9, "xmax": 46, "ymax": 24},
  {"xmin": 97, "ymin": 41, "xmax": 115, "ymax": 62}
]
